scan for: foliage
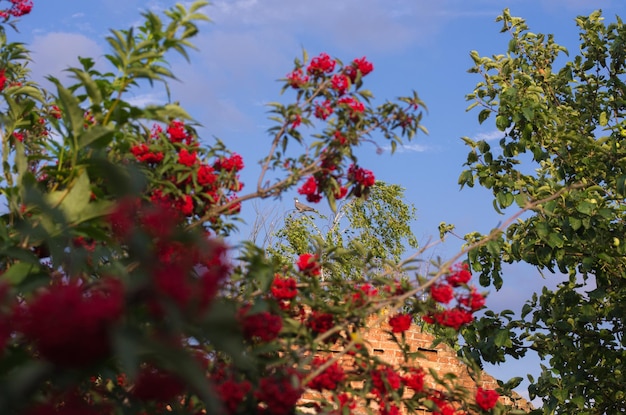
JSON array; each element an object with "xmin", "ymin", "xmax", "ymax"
[
  {"xmin": 460, "ymin": 8, "xmax": 626, "ymax": 414},
  {"xmin": 342, "ymin": 182, "xmax": 419, "ymax": 263},
  {"xmin": 0, "ymin": 2, "xmax": 511, "ymax": 415},
  {"xmin": 268, "ymin": 181, "xmax": 419, "ymax": 280}
]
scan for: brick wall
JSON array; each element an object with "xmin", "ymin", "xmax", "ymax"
[
  {"xmin": 304, "ymin": 315, "xmax": 533, "ymax": 414},
  {"xmin": 366, "ymin": 316, "xmax": 533, "ymax": 413}
]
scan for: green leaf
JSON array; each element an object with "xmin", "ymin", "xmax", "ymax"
[
  {"xmin": 547, "ymin": 233, "xmax": 564, "ymax": 248},
  {"xmin": 203, "ymin": 301, "xmax": 250, "ymax": 369},
  {"xmin": 478, "ymin": 109, "xmax": 491, "ymax": 124},
  {"xmin": 0, "ymin": 247, "xmax": 38, "ymax": 265},
  {"xmin": 10, "ymin": 85, "xmax": 44, "ymax": 102},
  {"xmin": 45, "ymin": 170, "xmax": 91, "ymax": 224},
  {"xmin": 568, "ymin": 216, "xmax": 582, "ymax": 230},
  {"xmin": 189, "ymin": 0, "xmax": 210, "ymax": 14},
  {"xmin": 461, "ymin": 136, "xmax": 476, "ymax": 146},
  {"xmin": 84, "ymin": 157, "xmax": 147, "ymax": 196},
  {"xmin": 552, "ymin": 388, "xmax": 568, "ymax": 403},
  {"xmin": 112, "ymin": 326, "xmax": 142, "ymax": 379},
  {"xmin": 535, "ymin": 222, "xmax": 549, "ymax": 238},
  {"xmin": 390, "ymin": 140, "xmax": 397, "ymax": 154},
  {"xmin": 617, "ymin": 175, "xmax": 626, "ymax": 196},
  {"xmin": 571, "ymin": 395, "xmax": 585, "ymax": 409},
  {"xmin": 522, "ymin": 106, "xmax": 535, "ymax": 121},
  {"xmin": 496, "ymin": 191, "xmax": 514, "ymax": 208},
  {"xmin": 78, "ymin": 125, "xmax": 115, "ymax": 149},
  {"xmin": 486, "ymin": 239, "xmax": 502, "ymax": 256},
  {"xmin": 1, "ymin": 360, "xmax": 54, "ymax": 408},
  {"xmin": 145, "ymin": 103, "xmax": 192, "ymax": 121},
  {"xmin": 14, "ymin": 140, "xmax": 27, "ymax": 180},
  {"xmin": 1, "ymin": 262, "xmax": 42, "ymax": 285},
  {"xmin": 543, "ymin": 199, "xmax": 557, "ymax": 214},
  {"xmin": 458, "ymin": 170, "xmax": 474, "ymax": 188},
  {"xmin": 495, "ymin": 115, "xmax": 511, "ymax": 131},
  {"xmin": 74, "ymin": 200, "xmax": 114, "ymax": 223},
  {"xmin": 479, "ymin": 271, "xmax": 491, "ymax": 287},
  {"xmin": 52, "ymin": 79, "xmax": 85, "ymax": 139},
  {"xmin": 575, "ymin": 200, "xmax": 595, "ymax": 216},
  {"xmin": 505, "ymin": 376, "xmax": 524, "ymax": 389},
  {"xmin": 514, "ymin": 193, "xmax": 527, "ymax": 207},
  {"xmin": 328, "ymin": 193, "xmax": 337, "ymax": 214},
  {"xmin": 69, "ymin": 69, "xmax": 103, "ymax": 106},
  {"xmin": 494, "ymin": 329, "xmax": 512, "ymax": 347}
]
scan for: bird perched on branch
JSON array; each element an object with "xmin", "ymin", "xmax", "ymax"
[{"xmin": 294, "ymin": 197, "xmax": 318, "ymax": 214}]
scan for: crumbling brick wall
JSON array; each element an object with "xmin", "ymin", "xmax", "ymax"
[
  {"xmin": 364, "ymin": 316, "xmax": 533, "ymax": 413},
  {"xmin": 303, "ymin": 315, "xmax": 533, "ymax": 414}
]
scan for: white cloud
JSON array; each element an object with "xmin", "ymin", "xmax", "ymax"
[
  {"xmin": 207, "ymin": 0, "xmax": 444, "ymax": 53},
  {"xmin": 381, "ymin": 143, "xmax": 430, "ymax": 153},
  {"xmin": 126, "ymin": 92, "xmax": 166, "ymax": 108},
  {"xmin": 167, "ymin": 60, "xmax": 257, "ymax": 136},
  {"xmin": 24, "ymin": 0, "xmax": 507, "ymax": 139},
  {"xmin": 162, "ymin": 0, "xmax": 479, "ymax": 134},
  {"xmin": 473, "ymin": 129, "xmax": 504, "ymax": 141},
  {"xmin": 29, "ymin": 33, "xmax": 105, "ymax": 86},
  {"xmin": 398, "ymin": 143, "xmax": 429, "ymax": 153},
  {"xmin": 196, "ymin": 29, "xmax": 295, "ymax": 81},
  {"xmin": 159, "ymin": 23, "xmax": 304, "ymax": 135},
  {"xmin": 537, "ymin": 0, "xmax": 615, "ymax": 13}
]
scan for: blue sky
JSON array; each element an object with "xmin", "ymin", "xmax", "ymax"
[{"xmin": 9, "ymin": 0, "xmax": 626, "ymax": 404}]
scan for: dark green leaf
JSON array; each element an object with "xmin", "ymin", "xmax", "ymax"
[{"xmin": 478, "ymin": 109, "xmax": 491, "ymax": 124}]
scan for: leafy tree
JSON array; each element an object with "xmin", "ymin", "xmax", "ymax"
[
  {"xmin": 268, "ymin": 180, "xmax": 419, "ymax": 280},
  {"xmin": 458, "ymin": 8, "xmax": 626, "ymax": 414}
]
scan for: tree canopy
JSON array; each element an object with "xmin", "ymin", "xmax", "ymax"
[
  {"xmin": 458, "ymin": 9, "xmax": 626, "ymax": 414},
  {"xmin": 267, "ymin": 181, "xmax": 419, "ymax": 279}
]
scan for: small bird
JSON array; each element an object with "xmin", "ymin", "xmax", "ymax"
[{"xmin": 294, "ymin": 197, "xmax": 318, "ymax": 214}]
